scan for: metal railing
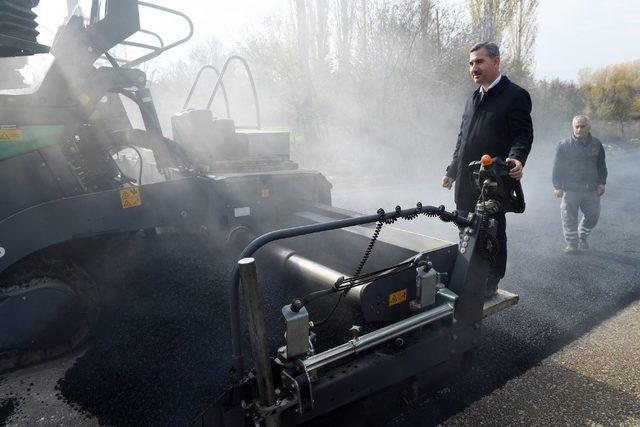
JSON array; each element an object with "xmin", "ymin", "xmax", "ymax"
[
  {"xmin": 100, "ymin": 1, "xmax": 194, "ymax": 69},
  {"xmin": 183, "ymin": 55, "xmax": 261, "ymax": 130},
  {"xmin": 182, "ymin": 65, "xmax": 230, "ymax": 118}
]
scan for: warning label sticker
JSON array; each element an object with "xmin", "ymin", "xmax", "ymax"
[
  {"xmin": 119, "ymin": 187, "xmax": 142, "ymax": 209},
  {"xmin": 0, "ymin": 127, "xmax": 22, "ymax": 141},
  {"xmin": 78, "ymin": 93, "xmax": 92, "ymax": 105},
  {"xmin": 234, "ymin": 206, "xmax": 251, "ymax": 217},
  {"xmin": 388, "ymin": 288, "xmax": 408, "ymax": 307}
]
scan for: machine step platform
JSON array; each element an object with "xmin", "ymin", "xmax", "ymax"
[{"xmin": 483, "ymin": 289, "xmax": 519, "ymax": 318}]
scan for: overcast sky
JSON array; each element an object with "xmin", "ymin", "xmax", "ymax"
[{"xmin": 33, "ymin": 0, "xmax": 640, "ymax": 82}]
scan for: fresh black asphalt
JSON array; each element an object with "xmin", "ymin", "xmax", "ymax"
[{"xmin": 1, "ymin": 151, "xmax": 638, "ymax": 426}]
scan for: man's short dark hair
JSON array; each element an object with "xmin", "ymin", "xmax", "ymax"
[{"xmin": 470, "ymin": 42, "xmax": 500, "ymax": 58}]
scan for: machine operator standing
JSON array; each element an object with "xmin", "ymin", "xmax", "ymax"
[
  {"xmin": 441, "ymin": 42, "xmax": 534, "ymax": 298},
  {"xmin": 552, "ymin": 115, "xmax": 607, "ymax": 253}
]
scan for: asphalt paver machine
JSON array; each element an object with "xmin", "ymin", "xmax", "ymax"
[
  {"xmin": 191, "ymin": 153, "xmax": 522, "ymax": 426},
  {"xmin": 0, "ymin": 0, "xmax": 205, "ymax": 369},
  {"xmin": 0, "ymin": 1, "xmax": 519, "ymax": 424}
]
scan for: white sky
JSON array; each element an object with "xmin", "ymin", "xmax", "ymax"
[
  {"xmin": 535, "ymin": 0, "xmax": 640, "ymax": 80},
  {"xmin": 32, "ymin": 0, "xmax": 640, "ymax": 82}
]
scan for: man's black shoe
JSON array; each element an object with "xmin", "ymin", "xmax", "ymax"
[{"xmin": 485, "ymin": 276, "xmax": 500, "ymax": 299}]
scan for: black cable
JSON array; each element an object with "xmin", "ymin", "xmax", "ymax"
[
  {"xmin": 313, "ymin": 292, "xmax": 345, "ymax": 327},
  {"xmin": 336, "ymin": 260, "xmax": 415, "ymax": 290},
  {"xmin": 297, "ymin": 288, "xmax": 336, "ymax": 308},
  {"xmin": 313, "ymin": 259, "xmax": 417, "ymax": 327},
  {"xmin": 353, "ymin": 208, "xmax": 387, "ymax": 277},
  {"xmin": 303, "ymin": 202, "xmax": 466, "ymax": 327},
  {"xmin": 316, "ymin": 208, "xmax": 393, "ymax": 326},
  {"xmin": 110, "ymin": 144, "xmax": 144, "ymax": 185}
]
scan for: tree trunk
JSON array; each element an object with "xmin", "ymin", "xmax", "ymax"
[
  {"xmin": 359, "ymin": 0, "xmax": 368, "ymax": 66},
  {"xmin": 295, "ymin": 0, "xmax": 319, "ymax": 148},
  {"xmin": 420, "ymin": 0, "xmax": 431, "ymax": 36},
  {"xmin": 337, "ymin": 0, "xmax": 353, "ymax": 73},
  {"xmin": 435, "ymin": 8, "xmax": 441, "ymax": 58},
  {"xmin": 315, "ymin": 0, "xmax": 329, "ymax": 63}
]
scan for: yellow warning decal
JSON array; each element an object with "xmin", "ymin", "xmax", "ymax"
[
  {"xmin": 0, "ymin": 128, "xmax": 22, "ymax": 141},
  {"xmin": 78, "ymin": 93, "xmax": 91, "ymax": 105},
  {"xmin": 388, "ymin": 288, "xmax": 408, "ymax": 307},
  {"xmin": 119, "ymin": 187, "xmax": 142, "ymax": 209},
  {"xmin": 261, "ymin": 187, "xmax": 270, "ymax": 198}
]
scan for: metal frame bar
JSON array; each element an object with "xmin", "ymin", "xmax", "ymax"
[
  {"xmin": 238, "ymin": 258, "xmax": 279, "ymax": 427},
  {"xmin": 121, "ymin": 1, "xmax": 194, "ymax": 69},
  {"xmin": 302, "ymin": 297, "xmax": 455, "ymax": 373},
  {"xmin": 289, "ymin": 327, "xmax": 458, "ymax": 423},
  {"xmin": 136, "ymin": 29, "xmax": 165, "ymax": 48},
  {"xmin": 182, "ymin": 65, "xmax": 231, "ymax": 117},
  {"xmin": 204, "ymin": 55, "xmax": 262, "ymax": 129}
]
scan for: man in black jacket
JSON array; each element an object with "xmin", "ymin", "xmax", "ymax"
[
  {"xmin": 552, "ymin": 115, "xmax": 607, "ymax": 253},
  {"xmin": 441, "ymin": 42, "xmax": 533, "ymax": 298}
]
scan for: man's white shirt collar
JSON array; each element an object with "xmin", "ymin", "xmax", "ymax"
[{"xmin": 479, "ymin": 74, "xmax": 502, "ymax": 98}]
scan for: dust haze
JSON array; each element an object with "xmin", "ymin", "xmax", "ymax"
[{"xmin": 137, "ymin": 1, "xmax": 637, "ymax": 243}]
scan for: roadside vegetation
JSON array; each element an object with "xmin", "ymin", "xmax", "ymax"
[{"xmin": 151, "ymin": 0, "xmax": 640, "ymax": 172}]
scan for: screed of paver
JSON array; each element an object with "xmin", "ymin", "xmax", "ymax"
[{"xmin": 443, "ymin": 300, "xmax": 640, "ymax": 426}]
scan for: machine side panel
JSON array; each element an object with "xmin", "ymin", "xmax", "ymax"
[
  {"xmin": 205, "ymin": 171, "xmax": 333, "ymax": 237},
  {"xmin": 0, "ymin": 177, "xmax": 208, "ymax": 274},
  {"xmin": 0, "ymin": 150, "xmax": 65, "ymax": 218},
  {"xmin": 0, "ymin": 125, "xmax": 65, "ymax": 160},
  {"xmin": 286, "ymin": 328, "xmax": 459, "ymax": 424}
]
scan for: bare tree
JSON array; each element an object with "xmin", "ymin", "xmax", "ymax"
[
  {"xmin": 420, "ymin": 0, "xmax": 432, "ymax": 36},
  {"xmin": 335, "ymin": 0, "xmax": 355, "ymax": 73},
  {"xmin": 315, "ymin": 0, "xmax": 330, "ymax": 64},
  {"xmin": 295, "ymin": 0, "xmax": 319, "ymax": 145},
  {"xmin": 503, "ymin": 0, "xmax": 538, "ymax": 79},
  {"xmin": 358, "ymin": 0, "xmax": 369, "ymax": 65},
  {"xmin": 467, "ymin": 0, "xmax": 515, "ymax": 43}
]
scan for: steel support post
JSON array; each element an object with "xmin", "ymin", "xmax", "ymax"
[{"xmin": 238, "ymin": 257, "xmax": 279, "ymax": 427}]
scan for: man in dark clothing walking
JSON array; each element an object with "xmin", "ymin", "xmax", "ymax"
[
  {"xmin": 552, "ymin": 115, "xmax": 607, "ymax": 253},
  {"xmin": 441, "ymin": 41, "xmax": 534, "ymax": 298}
]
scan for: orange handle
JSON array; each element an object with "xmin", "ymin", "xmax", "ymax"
[{"xmin": 481, "ymin": 154, "xmax": 492, "ymax": 167}]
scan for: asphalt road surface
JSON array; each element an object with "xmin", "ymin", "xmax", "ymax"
[
  {"xmin": 331, "ymin": 149, "xmax": 640, "ymax": 425},
  {"xmin": 1, "ymin": 150, "xmax": 639, "ymax": 426}
]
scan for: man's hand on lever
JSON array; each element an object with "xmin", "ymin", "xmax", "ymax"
[
  {"xmin": 442, "ymin": 176, "xmax": 455, "ymax": 190},
  {"xmin": 506, "ymin": 157, "xmax": 523, "ymax": 180}
]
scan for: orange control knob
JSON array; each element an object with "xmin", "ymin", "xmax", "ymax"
[{"xmin": 481, "ymin": 154, "xmax": 492, "ymax": 167}]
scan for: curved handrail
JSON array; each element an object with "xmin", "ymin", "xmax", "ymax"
[
  {"xmin": 122, "ymin": 1, "xmax": 194, "ymax": 69},
  {"xmin": 137, "ymin": 29, "xmax": 165, "ymax": 48},
  {"xmin": 205, "ymin": 55, "xmax": 261, "ymax": 130},
  {"xmin": 182, "ymin": 65, "xmax": 231, "ymax": 118},
  {"xmin": 120, "ymin": 29, "xmax": 165, "ymax": 51}
]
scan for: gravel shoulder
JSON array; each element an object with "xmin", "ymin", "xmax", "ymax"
[
  {"xmin": 443, "ymin": 300, "xmax": 640, "ymax": 426},
  {"xmin": 0, "ymin": 352, "xmax": 93, "ymax": 426}
]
